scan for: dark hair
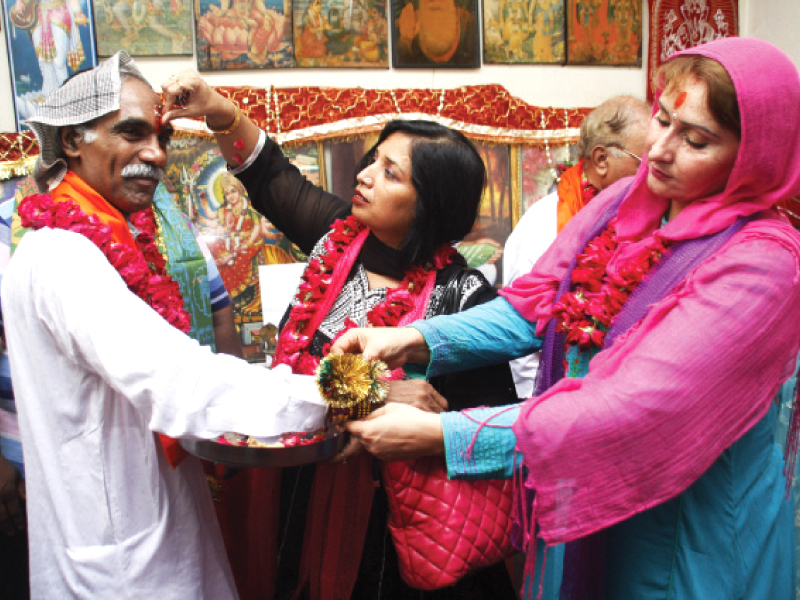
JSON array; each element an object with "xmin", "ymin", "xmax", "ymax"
[
  {"xmin": 354, "ymin": 120, "xmax": 486, "ymax": 266},
  {"xmin": 656, "ymin": 54, "xmax": 741, "ymax": 138}
]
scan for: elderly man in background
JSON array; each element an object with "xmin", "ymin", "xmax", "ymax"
[
  {"xmin": 2, "ymin": 51, "xmax": 327, "ymax": 598},
  {"xmin": 503, "ymin": 95, "xmax": 650, "ymax": 398}
]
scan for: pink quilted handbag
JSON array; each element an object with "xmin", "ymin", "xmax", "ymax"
[{"xmin": 381, "ymin": 456, "xmax": 515, "ymax": 590}]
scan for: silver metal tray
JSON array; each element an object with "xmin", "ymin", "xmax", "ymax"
[{"xmin": 181, "ymin": 430, "xmax": 347, "ymax": 468}]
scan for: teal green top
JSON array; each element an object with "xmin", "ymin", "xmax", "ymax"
[{"xmin": 414, "ymin": 297, "xmax": 796, "ymax": 599}]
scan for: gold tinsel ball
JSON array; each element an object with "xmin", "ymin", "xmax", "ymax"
[{"xmin": 316, "ymin": 353, "xmax": 389, "ymax": 412}]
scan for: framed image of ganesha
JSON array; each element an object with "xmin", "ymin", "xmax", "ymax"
[
  {"xmin": 194, "ymin": 0, "xmax": 296, "ymax": 70},
  {"xmin": 293, "ymin": 0, "xmax": 389, "ymax": 67}
]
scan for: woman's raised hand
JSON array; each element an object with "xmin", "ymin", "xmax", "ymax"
[
  {"xmin": 330, "ymin": 326, "xmax": 431, "ymax": 370},
  {"xmin": 160, "ymin": 69, "xmax": 235, "ymax": 127},
  {"xmin": 345, "ymin": 403, "xmax": 445, "ymax": 461}
]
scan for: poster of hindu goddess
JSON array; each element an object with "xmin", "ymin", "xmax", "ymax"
[
  {"xmin": 483, "ymin": 0, "xmax": 565, "ymax": 64},
  {"xmin": 163, "ymin": 134, "xmax": 313, "ymax": 360},
  {"xmin": 2, "ymin": 0, "xmax": 96, "ymax": 129},
  {"xmin": 93, "ymin": 0, "xmax": 193, "ymax": 56},
  {"xmin": 566, "ymin": 0, "xmax": 641, "ymax": 65},
  {"xmin": 194, "ymin": 0, "xmax": 296, "ymax": 70},
  {"xmin": 293, "ymin": 0, "xmax": 389, "ymax": 67}
]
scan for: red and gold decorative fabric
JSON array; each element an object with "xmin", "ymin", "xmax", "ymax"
[
  {"xmin": 168, "ymin": 84, "xmax": 589, "ymax": 147},
  {"xmin": 1, "ymin": 85, "xmax": 588, "ymax": 175},
  {"xmin": 647, "ymin": 0, "xmax": 738, "ymax": 101}
]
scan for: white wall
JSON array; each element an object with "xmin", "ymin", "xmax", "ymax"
[{"xmin": 0, "ymin": 0, "xmax": 797, "ymax": 133}]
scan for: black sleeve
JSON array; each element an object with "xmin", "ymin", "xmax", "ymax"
[
  {"xmin": 235, "ymin": 135, "xmax": 351, "ymax": 255},
  {"xmin": 428, "ymin": 268, "xmax": 517, "ymax": 411}
]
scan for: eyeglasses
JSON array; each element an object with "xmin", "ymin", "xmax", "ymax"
[{"xmin": 607, "ymin": 145, "xmax": 642, "ymax": 163}]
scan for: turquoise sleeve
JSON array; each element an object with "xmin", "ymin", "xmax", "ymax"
[
  {"xmin": 441, "ymin": 404, "xmax": 521, "ymax": 480},
  {"xmin": 410, "ymin": 297, "xmax": 542, "ymax": 378}
]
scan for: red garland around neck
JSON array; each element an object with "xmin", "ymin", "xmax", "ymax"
[
  {"xmin": 551, "ymin": 218, "xmax": 670, "ymax": 350},
  {"xmin": 18, "ymin": 193, "xmax": 192, "ymax": 334},
  {"xmin": 274, "ymin": 215, "xmax": 456, "ymax": 375}
]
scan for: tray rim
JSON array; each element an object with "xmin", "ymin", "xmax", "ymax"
[{"xmin": 181, "ymin": 431, "xmax": 347, "ymax": 468}]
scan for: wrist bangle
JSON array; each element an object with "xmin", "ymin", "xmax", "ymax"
[{"xmin": 206, "ymin": 105, "xmax": 242, "ymax": 136}]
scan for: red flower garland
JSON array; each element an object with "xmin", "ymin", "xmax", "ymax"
[
  {"xmin": 551, "ymin": 219, "xmax": 670, "ymax": 350},
  {"xmin": 275, "ymin": 215, "xmax": 456, "ymax": 375},
  {"xmin": 18, "ymin": 193, "xmax": 192, "ymax": 333}
]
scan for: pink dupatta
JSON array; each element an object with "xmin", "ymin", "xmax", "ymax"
[{"xmin": 502, "ymin": 37, "xmax": 800, "ymax": 545}]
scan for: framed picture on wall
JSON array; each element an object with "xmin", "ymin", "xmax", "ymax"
[
  {"xmin": 93, "ymin": 0, "xmax": 193, "ymax": 56},
  {"xmin": 2, "ymin": 0, "xmax": 97, "ymax": 130},
  {"xmin": 460, "ymin": 140, "xmax": 512, "ymax": 286},
  {"xmin": 483, "ymin": 0, "xmax": 565, "ymax": 64},
  {"xmin": 293, "ymin": 0, "xmax": 389, "ymax": 67},
  {"xmin": 195, "ymin": 0, "xmax": 296, "ymax": 70},
  {"xmin": 163, "ymin": 133, "xmax": 311, "ymax": 361},
  {"xmin": 390, "ymin": 0, "xmax": 480, "ymax": 68},
  {"xmin": 566, "ymin": 0, "xmax": 642, "ymax": 66}
]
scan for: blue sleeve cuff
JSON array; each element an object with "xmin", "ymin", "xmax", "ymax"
[
  {"xmin": 441, "ymin": 404, "xmax": 520, "ymax": 480},
  {"xmin": 410, "ymin": 297, "xmax": 542, "ymax": 378}
]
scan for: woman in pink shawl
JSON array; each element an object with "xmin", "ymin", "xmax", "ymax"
[{"xmin": 334, "ymin": 37, "xmax": 800, "ymax": 598}]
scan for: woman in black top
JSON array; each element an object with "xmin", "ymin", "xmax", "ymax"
[{"xmin": 162, "ymin": 73, "xmax": 518, "ymax": 600}]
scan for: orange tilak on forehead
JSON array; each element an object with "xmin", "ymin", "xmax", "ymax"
[{"xmin": 674, "ymin": 91, "xmax": 687, "ymax": 109}]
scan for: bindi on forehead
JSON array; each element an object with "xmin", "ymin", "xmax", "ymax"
[{"xmin": 674, "ymin": 91, "xmax": 687, "ymax": 109}]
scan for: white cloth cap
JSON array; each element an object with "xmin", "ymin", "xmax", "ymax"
[{"xmin": 25, "ymin": 51, "xmax": 149, "ymax": 192}]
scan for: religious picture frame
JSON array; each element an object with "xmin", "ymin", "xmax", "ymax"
[
  {"xmin": 518, "ymin": 143, "xmax": 575, "ymax": 214},
  {"xmin": 326, "ymin": 134, "xmax": 378, "ymax": 203},
  {"xmin": 483, "ymin": 0, "xmax": 565, "ymax": 65},
  {"xmin": 93, "ymin": 0, "xmax": 193, "ymax": 57},
  {"xmin": 390, "ymin": 0, "xmax": 480, "ymax": 68},
  {"xmin": 194, "ymin": 0, "xmax": 296, "ymax": 71},
  {"xmin": 462, "ymin": 141, "xmax": 512, "ymax": 286},
  {"xmin": 2, "ymin": 0, "xmax": 97, "ymax": 131},
  {"xmin": 163, "ymin": 133, "xmax": 312, "ymax": 362},
  {"xmin": 647, "ymin": 0, "xmax": 738, "ymax": 101},
  {"xmin": 566, "ymin": 0, "xmax": 642, "ymax": 66},
  {"xmin": 293, "ymin": 0, "xmax": 389, "ymax": 68}
]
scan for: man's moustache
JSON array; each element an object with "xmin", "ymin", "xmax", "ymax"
[{"xmin": 121, "ymin": 164, "xmax": 165, "ymax": 182}]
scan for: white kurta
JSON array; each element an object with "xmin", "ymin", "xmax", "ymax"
[
  {"xmin": 501, "ymin": 191, "xmax": 557, "ymax": 398},
  {"xmin": 3, "ymin": 228, "xmax": 327, "ymax": 599}
]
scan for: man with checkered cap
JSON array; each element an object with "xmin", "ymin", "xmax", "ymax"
[{"xmin": 2, "ymin": 52, "xmax": 327, "ymax": 598}]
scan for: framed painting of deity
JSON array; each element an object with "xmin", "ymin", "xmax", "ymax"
[
  {"xmin": 93, "ymin": 0, "xmax": 193, "ymax": 56},
  {"xmin": 293, "ymin": 0, "xmax": 389, "ymax": 68},
  {"xmin": 566, "ymin": 0, "xmax": 642, "ymax": 66},
  {"xmin": 647, "ymin": 0, "xmax": 738, "ymax": 101},
  {"xmin": 164, "ymin": 133, "xmax": 313, "ymax": 362},
  {"xmin": 2, "ymin": 0, "xmax": 97, "ymax": 131},
  {"xmin": 483, "ymin": 0, "xmax": 565, "ymax": 65},
  {"xmin": 390, "ymin": 0, "xmax": 479, "ymax": 68},
  {"xmin": 463, "ymin": 141, "xmax": 512, "ymax": 286},
  {"xmin": 518, "ymin": 143, "xmax": 575, "ymax": 214},
  {"xmin": 195, "ymin": 0, "xmax": 296, "ymax": 70}
]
